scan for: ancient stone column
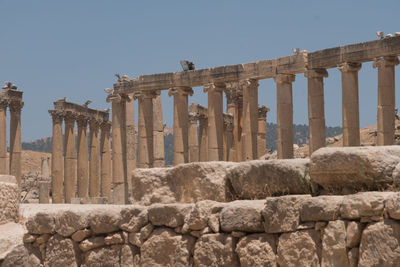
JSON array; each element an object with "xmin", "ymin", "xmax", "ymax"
[
  {"xmin": 125, "ymin": 94, "xmax": 136, "ymax": 178},
  {"xmin": 373, "ymin": 56, "xmax": 399, "ymax": 146},
  {"xmin": 41, "ymin": 157, "xmax": 50, "ymax": 179},
  {"xmin": 241, "ymin": 79, "xmax": 259, "ymax": 161},
  {"xmin": 225, "ymin": 87, "xmax": 237, "ymax": 162},
  {"xmin": 89, "ymin": 119, "xmax": 100, "ymax": 197},
  {"xmin": 137, "ymin": 91, "xmax": 155, "ymax": 168},
  {"xmin": 338, "ymin": 62, "xmax": 362, "ymax": 147},
  {"xmin": 188, "ymin": 112, "xmax": 199, "ymax": 162},
  {"xmin": 76, "ymin": 115, "xmax": 89, "ymax": 198},
  {"xmin": 63, "ymin": 111, "xmax": 77, "ymax": 203},
  {"xmin": 204, "ymin": 83, "xmax": 225, "ymax": 161},
  {"xmin": 100, "ymin": 121, "xmax": 112, "ymax": 202},
  {"xmin": 0, "ymin": 100, "xmax": 7, "ymax": 174},
  {"xmin": 275, "ymin": 74, "xmax": 296, "ymax": 159},
  {"xmin": 305, "ymin": 69, "xmax": 328, "ymax": 154},
  {"xmin": 169, "ymin": 87, "xmax": 193, "ymax": 165},
  {"xmin": 9, "ymin": 100, "xmax": 23, "ymax": 185},
  {"xmin": 39, "ymin": 181, "xmax": 50, "ymax": 204},
  {"xmin": 198, "ymin": 116, "xmax": 208, "ymax": 162},
  {"xmin": 257, "ymin": 106, "xmax": 270, "ymax": 159},
  {"xmin": 153, "ymin": 91, "xmax": 165, "ymax": 167},
  {"xmin": 49, "ymin": 110, "xmax": 64, "ymax": 203},
  {"xmin": 225, "ymin": 83, "xmax": 243, "ymax": 162},
  {"xmin": 223, "ymin": 114, "xmax": 234, "ymax": 161}
]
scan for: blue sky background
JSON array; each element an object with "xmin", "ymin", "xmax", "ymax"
[{"xmin": 1, "ymin": 0, "xmax": 399, "ymax": 141}]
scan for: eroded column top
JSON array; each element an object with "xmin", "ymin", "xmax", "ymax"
[
  {"xmin": 304, "ymin": 69, "xmax": 329, "ymax": 78},
  {"xmin": 373, "ymin": 56, "xmax": 400, "ymax": 68},
  {"xmin": 337, "ymin": 62, "xmax": 362, "ymax": 73},
  {"xmin": 168, "ymin": 87, "xmax": 193, "ymax": 97},
  {"xmin": 258, "ymin": 105, "xmax": 270, "ymax": 119},
  {"xmin": 274, "ymin": 74, "xmax": 296, "ymax": 84}
]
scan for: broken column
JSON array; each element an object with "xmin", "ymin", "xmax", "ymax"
[
  {"xmin": 257, "ymin": 106, "xmax": 270, "ymax": 158},
  {"xmin": 0, "ymin": 100, "xmax": 7, "ymax": 174},
  {"xmin": 100, "ymin": 121, "xmax": 112, "ymax": 202},
  {"xmin": 374, "ymin": 56, "xmax": 399, "ymax": 146},
  {"xmin": 188, "ymin": 112, "xmax": 199, "ymax": 162},
  {"xmin": 8, "ymin": 99, "xmax": 23, "ymax": 185},
  {"xmin": 39, "ymin": 181, "xmax": 50, "ymax": 204},
  {"xmin": 338, "ymin": 62, "xmax": 361, "ymax": 146},
  {"xmin": 76, "ymin": 115, "xmax": 89, "ymax": 198},
  {"xmin": 305, "ymin": 69, "xmax": 328, "ymax": 154},
  {"xmin": 63, "ymin": 111, "xmax": 77, "ymax": 203},
  {"xmin": 41, "ymin": 157, "xmax": 50, "ymax": 179},
  {"xmin": 275, "ymin": 74, "xmax": 295, "ymax": 159},
  {"xmin": 89, "ymin": 119, "xmax": 100, "ymax": 197},
  {"xmin": 49, "ymin": 110, "xmax": 64, "ymax": 203},
  {"xmin": 137, "ymin": 91, "xmax": 155, "ymax": 168},
  {"xmin": 153, "ymin": 91, "xmax": 165, "ymax": 167}
]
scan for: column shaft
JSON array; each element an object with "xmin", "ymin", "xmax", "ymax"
[
  {"xmin": 89, "ymin": 120, "xmax": 100, "ymax": 197},
  {"xmin": 0, "ymin": 102, "xmax": 7, "ymax": 174},
  {"xmin": 257, "ymin": 106, "xmax": 269, "ymax": 158},
  {"xmin": 137, "ymin": 92, "xmax": 154, "ymax": 168},
  {"xmin": 153, "ymin": 91, "xmax": 165, "ymax": 167},
  {"xmin": 64, "ymin": 112, "xmax": 77, "ymax": 203},
  {"xmin": 188, "ymin": 113, "xmax": 199, "ymax": 162},
  {"xmin": 9, "ymin": 101, "xmax": 23, "ymax": 185},
  {"xmin": 125, "ymin": 95, "xmax": 136, "ymax": 177},
  {"xmin": 50, "ymin": 111, "xmax": 64, "ymax": 203},
  {"xmin": 223, "ymin": 115, "xmax": 234, "ymax": 161},
  {"xmin": 198, "ymin": 117, "xmax": 208, "ymax": 162},
  {"xmin": 100, "ymin": 122, "xmax": 112, "ymax": 202},
  {"xmin": 77, "ymin": 116, "xmax": 89, "ymax": 198}
]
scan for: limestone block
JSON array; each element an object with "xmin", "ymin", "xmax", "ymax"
[
  {"xmin": 185, "ymin": 200, "xmax": 218, "ymax": 231},
  {"xmin": 26, "ymin": 212, "xmax": 55, "ymax": 234},
  {"xmin": 310, "ymin": 146, "xmax": 400, "ymax": 192},
  {"xmin": 340, "ymin": 192, "xmax": 393, "ymax": 220},
  {"xmin": 140, "ymin": 228, "xmax": 195, "ymax": 267},
  {"xmin": 131, "ymin": 162, "xmax": 237, "ymax": 205},
  {"xmin": 119, "ymin": 205, "xmax": 148, "ymax": 232},
  {"xmin": 235, "ymin": 233, "xmax": 277, "ymax": 267},
  {"xmin": 0, "ymin": 222, "xmax": 25, "ymax": 261},
  {"xmin": 277, "ymin": 229, "xmax": 321, "ymax": 267},
  {"xmin": 82, "ymin": 245, "xmax": 121, "ymax": 267},
  {"xmin": 105, "ymin": 232, "xmax": 124, "ymax": 245},
  {"xmin": 89, "ymin": 208, "xmax": 122, "ymax": 234},
  {"xmin": 348, "ymin": 247, "xmax": 359, "ymax": 267},
  {"xmin": 262, "ymin": 195, "xmax": 311, "ymax": 233},
  {"xmin": 321, "ymin": 220, "xmax": 349, "ymax": 267},
  {"xmin": 346, "ymin": 221, "xmax": 362, "ymax": 248},
  {"xmin": 208, "ymin": 214, "xmax": 220, "ymax": 233},
  {"xmin": 0, "ymin": 176, "xmax": 19, "ymax": 224},
  {"xmin": 148, "ymin": 203, "xmax": 193, "ymax": 228},
  {"xmin": 193, "ymin": 233, "xmax": 239, "ymax": 267},
  {"xmin": 44, "ymin": 234, "xmax": 80, "ymax": 267},
  {"xmin": 300, "ymin": 196, "xmax": 343, "ymax": 222},
  {"xmin": 385, "ymin": 192, "xmax": 400, "ymax": 220},
  {"xmin": 120, "ymin": 244, "xmax": 139, "ymax": 267},
  {"xmin": 79, "ymin": 236, "xmax": 105, "ymax": 252},
  {"xmin": 227, "ymin": 159, "xmax": 313, "ymax": 199},
  {"xmin": 55, "ymin": 210, "xmax": 89, "ymax": 237},
  {"xmin": 1, "ymin": 244, "xmax": 41, "ymax": 267},
  {"xmin": 71, "ymin": 229, "xmax": 91, "ymax": 242},
  {"xmin": 220, "ymin": 200, "xmax": 265, "ymax": 232},
  {"xmin": 359, "ymin": 220, "xmax": 400, "ymax": 267}
]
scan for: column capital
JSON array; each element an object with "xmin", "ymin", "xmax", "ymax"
[
  {"xmin": 223, "ymin": 113, "xmax": 234, "ymax": 131},
  {"xmin": 0, "ymin": 100, "xmax": 7, "ymax": 110},
  {"xmin": 48, "ymin": 110, "xmax": 65, "ymax": 123},
  {"xmin": 225, "ymin": 82, "xmax": 243, "ymax": 106},
  {"xmin": 133, "ymin": 90, "xmax": 158, "ymax": 100},
  {"xmin": 100, "ymin": 120, "xmax": 112, "ymax": 131},
  {"xmin": 274, "ymin": 74, "xmax": 296, "ymax": 84},
  {"xmin": 76, "ymin": 114, "xmax": 90, "ymax": 128},
  {"xmin": 258, "ymin": 105, "xmax": 270, "ymax": 118},
  {"xmin": 203, "ymin": 82, "xmax": 226, "ymax": 93},
  {"xmin": 338, "ymin": 62, "xmax": 361, "ymax": 73},
  {"xmin": 89, "ymin": 118, "xmax": 101, "ymax": 129},
  {"xmin": 239, "ymin": 78, "xmax": 259, "ymax": 89},
  {"xmin": 373, "ymin": 56, "xmax": 400, "ymax": 69},
  {"xmin": 168, "ymin": 87, "xmax": 193, "ymax": 97},
  {"xmin": 64, "ymin": 111, "xmax": 78, "ymax": 123},
  {"xmin": 188, "ymin": 112, "xmax": 198, "ymax": 123},
  {"xmin": 8, "ymin": 100, "xmax": 24, "ymax": 113},
  {"xmin": 304, "ymin": 68, "xmax": 329, "ymax": 79}
]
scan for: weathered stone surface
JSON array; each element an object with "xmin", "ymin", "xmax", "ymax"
[
  {"xmin": 348, "ymin": 247, "xmax": 359, "ymax": 267},
  {"xmin": 105, "ymin": 232, "xmax": 124, "ymax": 245},
  {"xmin": 131, "ymin": 162, "xmax": 236, "ymax": 205},
  {"xmin": 45, "ymin": 234, "xmax": 80, "ymax": 267},
  {"xmin": 148, "ymin": 203, "xmax": 193, "ymax": 228},
  {"xmin": 185, "ymin": 200, "xmax": 218, "ymax": 231},
  {"xmin": 140, "ymin": 228, "xmax": 195, "ymax": 267},
  {"xmin": 26, "ymin": 212, "xmax": 55, "ymax": 234},
  {"xmin": 119, "ymin": 205, "xmax": 148, "ymax": 232},
  {"xmin": 1, "ymin": 244, "xmax": 41, "ymax": 267},
  {"xmin": 0, "ymin": 223, "xmax": 25, "ymax": 260},
  {"xmin": 346, "ymin": 221, "xmax": 362, "ymax": 248},
  {"xmin": 235, "ymin": 233, "xmax": 277, "ymax": 267},
  {"xmin": 277, "ymin": 229, "xmax": 321, "ymax": 267},
  {"xmin": 23, "ymin": 234, "xmax": 37, "ymax": 243},
  {"xmin": 82, "ymin": 245, "xmax": 121, "ymax": 267},
  {"xmin": 340, "ymin": 192, "xmax": 392, "ymax": 220},
  {"xmin": 321, "ymin": 220, "xmax": 349, "ymax": 267},
  {"xmin": 194, "ymin": 233, "xmax": 239, "ymax": 267},
  {"xmin": 385, "ymin": 192, "xmax": 400, "ymax": 220},
  {"xmin": 310, "ymin": 146, "xmax": 400, "ymax": 191},
  {"xmin": 121, "ymin": 244, "xmax": 139, "ymax": 267},
  {"xmin": 0, "ymin": 177, "xmax": 19, "ymax": 224},
  {"xmin": 79, "ymin": 236, "xmax": 105, "ymax": 252},
  {"xmin": 208, "ymin": 214, "xmax": 220, "ymax": 233},
  {"xmin": 300, "ymin": 196, "xmax": 343, "ymax": 222},
  {"xmin": 89, "ymin": 207, "xmax": 122, "ymax": 234},
  {"xmin": 227, "ymin": 159, "xmax": 313, "ymax": 199},
  {"xmin": 220, "ymin": 200, "xmax": 264, "ymax": 232},
  {"xmin": 71, "ymin": 229, "xmax": 91, "ymax": 242},
  {"xmin": 359, "ymin": 220, "xmax": 400, "ymax": 267},
  {"xmin": 35, "ymin": 233, "xmax": 50, "ymax": 245},
  {"xmin": 262, "ymin": 195, "xmax": 311, "ymax": 233},
  {"xmin": 55, "ymin": 210, "xmax": 89, "ymax": 237}
]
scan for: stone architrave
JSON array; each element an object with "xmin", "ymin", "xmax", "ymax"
[
  {"xmin": 89, "ymin": 119, "xmax": 101, "ymax": 197},
  {"xmin": 223, "ymin": 114, "xmax": 234, "ymax": 161},
  {"xmin": 137, "ymin": 91, "xmax": 156, "ymax": 168},
  {"xmin": 338, "ymin": 62, "xmax": 362, "ymax": 147},
  {"xmin": 257, "ymin": 106, "xmax": 270, "ymax": 158},
  {"xmin": 49, "ymin": 110, "xmax": 64, "ymax": 203},
  {"xmin": 225, "ymin": 82, "xmax": 243, "ymax": 162},
  {"xmin": 241, "ymin": 79, "xmax": 259, "ymax": 161},
  {"xmin": 100, "ymin": 121, "xmax": 112, "ymax": 202},
  {"xmin": 275, "ymin": 74, "xmax": 296, "ymax": 159},
  {"xmin": 198, "ymin": 115, "xmax": 208, "ymax": 162},
  {"xmin": 169, "ymin": 87, "xmax": 193, "ymax": 165},
  {"xmin": 63, "ymin": 111, "xmax": 77, "ymax": 203},
  {"xmin": 125, "ymin": 94, "xmax": 136, "ymax": 177},
  {"xmin": 188, "ymin": 112, "xmax": 199, "ymax": 162},
  {"xmin": 76, "ymin": 115, "xmax": 89, "ymax": 198},
  {"xmin": 8, "ymin": 100, "xmax": 23, "ymax": 185},
  {"xmin": 153, "ymin": 91, "xmax": 165, "ymax": 167},
  {"xmin": 373, "ymin": 56, "xmax": 399, "ymax": 146},
  {"xmin": 204, "ymin": 83, "xmax": 225, "ymax": 161},
  {"xmin": 305, "ymin": 69, "xmax": 328, "ymax": 154},
  {"xmin": 0, "ymin": 100, "xmax": 7, "ymax": 174}
]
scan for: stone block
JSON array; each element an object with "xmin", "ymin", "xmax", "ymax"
[
  {"xmin": 185, "ymin": 200, "xmax": 218, "ymax": 231},
  {"xmin": 321, "ymin": 220, "xmax": 349, "ymax": 267},
  {"xmin": 55, "ymin": 210, "xmax": 89, "ymax": 237},
  {"xmin": 0, "ymin": 176, "xmax": 19, "ymax": 224},
  {"xmin": 45, "ymin": 234, "xmax": 80, "ymax": 267},
  {"xmin": 300, "ymin": 196, "xmax": 343, "ymax": 222},
  {"xmin": 88, "ymin": 207, "xmax": 122, "ymax": 234},
  {"xmin": 220, "ymin": 200, "xmax": 265, "ymax": 232},
  {"xmin": 119, "ymin": 205, "xmax": 148, "ymax": 233},
  {"xmin": 82, "ymin": 245, "xmax": 121, "ymax": 267},
  {"xmin": 26, "ymin": 212, "xmax": 56, "ymax": 234},
  {"xmin": 235, "ymin": 233, "xmax": 277, "ymax": 267},
  {"xmin": 148, "ymin": 203, "xmax": 193, "ymax": 228}
]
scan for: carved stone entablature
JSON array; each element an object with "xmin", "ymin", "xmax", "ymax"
[
  {"xmin": 53, "ymin": 99, "xmax": 109, "ymax": 125},
  {"xmin": 258, "ymin": 105, "xmax": 270, "ymax": 118},
  {"xmin": 0, "ymin": 82, "xmax": 23, "ymax": 110}
]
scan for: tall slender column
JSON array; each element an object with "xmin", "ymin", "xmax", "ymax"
[
  {"xmin": 49, "ymin": 110, "xmax": 64, "ymax": 203},
  {"xmin": 9, "ymin": 100, "xmax": 23, "ymax": 185},
  {"xmin": 257, "ymin": 106, "xmax": 270, "ymax": 158},
  {"xmin": 0, "ymin": 100, "xmax": 7, "ymax": 174},
  {"xmin": 226, "ymin": 83, "xmax": 243, "ymax": 162},
  {"xmin": 241, "ymin": 79, "xmax": 259, "ymax": 161},
  {"xmin": 223, "ymin": 114, "xmax": 234, "ymax": 161},
  {"xmin": 275, "ymin": 74, "xmax": 295, "ymax": 159},
  {"xmin": 63, "ymin": 111, "xmax": 77, "ymax": 203},
  {"xmin": 204, "ymin": 83, "xmax": 224, "ymax": 161},
  {"xmin": 100, "ymin": 121, "xmax": 112, "ymax": 202},
  {"xmin": 137, "ymin": 91, "xmax": 155, "ymax": 168},
  {"xmin": 338, "ymin": 62, "xmax": 362, "ymax": 147},
  {"xmin": 198, "ymin": 116, "xmax": 208, "ymax": 162},
  {"xmin": 76, "ymin": 115, "xmax": 89, "ymax": 198},
  {"xmin": 374, "ymin": 56, "xmax": 399, "ymax": 146},
  {"xmin": 125, "ymin": 95, "xmax": 136, "ymax": 178},
  {"xmin": 89, "ymin": 119, "xmax": 100, "ymax": 197},
  {"xmin": 305, "ymin": 69, "xmax": 328, "ymax": 154},
  {"xmin": 169, "ymin": 87, "xmax": 193, "ymax": 165},
  {"xmin": 153, "ymin": 91, "xmax": 165, "ymax": 167},
  {"xmin": 188, "ymin": 113, "xmax": 199, "ymax": 162},
  {"xmin": 225, "ymin": 87, "xmax": 237, "ymax": 162}
]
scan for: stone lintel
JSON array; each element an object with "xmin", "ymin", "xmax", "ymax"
[{"xmin": 53, "ymin": 99, "xmax": 109, "ymax": 123}]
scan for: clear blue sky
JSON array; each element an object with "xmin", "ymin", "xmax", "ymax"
[{"xmin": 1, "ymin": 0, "xmax": 399, "ymax": 142}]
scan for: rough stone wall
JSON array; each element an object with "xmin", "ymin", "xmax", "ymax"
[
  {"xmin": 4, "ymin": 191, "xmax": 400, "ymax": 266},
  {"xmin": 0, "ymin": 175, "xmax": 19, "ymax": 224},
  {"xmin": 20, "ymin": 172, "xmax": 51, "ymax": 203}
]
